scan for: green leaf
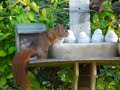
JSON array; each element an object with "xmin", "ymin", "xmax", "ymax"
[
  {"xmin": 27, "ymin": 11, "xmax": 35, "ymax": 21},
  {"xmin": 108, "ymin": 26, "xmax": 114, "ymax": 30},
  {"xmin": 51, "ymin": 0, "xmax": 54, "ymax": 3},
  {"xmin": 30, "ymin": 2, "xmax": 39, "ymax": 12},
  {"xmin": 42, "ymin": 8, "xmax": 47, "ymax": 17},
  {"xmin": 98, "ymin": 12, "xmax": 114, "ymax": 19},
  {"xmin": 0, "ymin": 17, "xmax": 3, "ymax": 21},
  {"xmin": 25, "ymin": 0, "xmax": 31, "ymax": 5},
  {"xmin": 28, "ymin": 72, "xmax": 40, "ymax": 89},
  {"xmin": 0, "ymin": 49, "xmax": 7, "ymax": 57},
  {"xmin": 93, "ymin": 14, "xmax": 99, "ymax": 23},
  {"xmin": 38, "ymin": 15, "xmax": 48, "ymax": 21},
  {"xmin": 18, "ymin": 0, "xmax": 30, "ymax": 6},
  {"xmin": 99, "ymin": 20, "xmax": 109, "ymax": 29},
  {"xmin": 16, "ymin": 12, "xmax": 28, "ymax": 22},
  {"xmin": 4, "ymin": 33, "xmax": 11, "ymax": 38},
  {"xmin": 0, "ymin": 66, "xmax": 5, "ymax": 72},
  {"xmin": 19, "ymin": 0, "xmax": 27, "ymax": 6},
  {"xmin": 0, "ymin": 23, "xmax": 6, "ymax": 30},
  {"xmin": 0, "ymin": 78, "xmax": 7, "ymax": 86},
  {"xmin": 6, "ymin": 74, "xmax": 13, "ymax": 79},
  {"xmin": 0, "ymin": 4, "xmax": 3, "ymax": 10},
  {"xmin": 8, "ymin": 46, "xmax": 16, "ymax": 54},
  {"xmin": 0, "ymin": 33, "xmax": 11, "ymax": 41}
]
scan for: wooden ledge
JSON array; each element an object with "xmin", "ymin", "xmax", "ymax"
[{"xmin": 28, "ymin": 57, "xmax": 120, "ymax": 67}]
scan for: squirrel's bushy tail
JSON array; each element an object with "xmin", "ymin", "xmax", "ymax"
[{"xmin": 12, "ymin": 49, "xmax": 35, "ymax": 88}]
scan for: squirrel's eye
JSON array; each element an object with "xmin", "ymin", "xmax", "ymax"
[{"xmin": 64, "ymin": 30, "xmax": 67, "ymax": 32}]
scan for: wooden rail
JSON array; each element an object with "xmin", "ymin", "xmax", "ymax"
[
  {"xmin": 28, "ymin": 57, "xmax": 120, "ymax": 90},
  {"xmin": 28, "ymin": 57, "xmax": 120, "ymax": 67}
]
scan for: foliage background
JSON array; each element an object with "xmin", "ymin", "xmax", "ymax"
[{"xmin": 0, "ymin": 0, "xmax": 120, "ymax": 90}]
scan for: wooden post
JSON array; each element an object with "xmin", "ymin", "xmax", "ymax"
[
  {"xmin": 90, "ymin": 63, "xmax": 97, "ymax": 90},
  {"xmin": 72, "ymin": 63, "xmax": 79, "ymax": 90}
]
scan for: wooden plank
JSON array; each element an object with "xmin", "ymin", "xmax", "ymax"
[
  {"xmin": 28, "ymin": 57, "xmax": 120, "ymax": 67},
  {"xmin": 72, "ymin": 63, "xmax": 79, "ymax": 90}
]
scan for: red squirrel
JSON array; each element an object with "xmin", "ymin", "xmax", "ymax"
[{"xmin": 12, "ymin": 24, "xmax": 68, "ymax": 88}]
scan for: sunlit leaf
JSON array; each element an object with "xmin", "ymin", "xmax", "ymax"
[
  {"xmin": 8, "ymin": 46, "xmax": 16, "ymax": 54},
  {"xmin": 6, "ymin": 74, "xmax": 13, "ymax": 79},
  {"xmin": 19, "ymin": 0, "xmax": 27, "ymax": 6},
  {"xmin": 93, "ymin": 14, "xmax": 99, "ymax": 23},
  {"xmin": 51, "ymin": 0, "xmax": 54, "ymax": 3},
  {"xmin": 108, "ymin": 26, "xmax": 114, "ymax": 30},
  {"xmin": 28, "ymin": 72, "xmax": 41, "ymax": 89},
  {"xmin": 0, "ymin": 78, "xmax": 7, "ymax": 86},
  {"xmin": 38, "ymin": 15, "xmax": 48, "ymax": 21},
  {"xmin": 27, "ymin": 11, "xmax": 35, "ymax": 21},
  {"xmin": 25, "ymin": 0, "xmax": 31, "ymax": 5},
  {"xmin": 42, "ymin": 8, "xmax": 47, "ymax": 17},
  {"xmin": 0, "ymin": 17, "xmax": 3, "ymax": 21},
  {"xmin": 16, "ymin": 12, "xmax": 28, "ymax": 22},
  {"xmin": 30, "ymin": 2, "xmax": 39, "ymax": 12},
  {"xmin": 0, "ymin": 49, "xmax": 7, "ymax": 57}
]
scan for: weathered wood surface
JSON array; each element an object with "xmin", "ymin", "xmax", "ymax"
[
  {"xmin": 90, "ymin": 63, "xmax": 96, "ymax": 90},
  {"xmin": 72, "ymin": 63, "xmax": 79, "ymax": 90},
  {"xmin": 28, "ymin": 57, "xmax": 120, "ymax": 67}
]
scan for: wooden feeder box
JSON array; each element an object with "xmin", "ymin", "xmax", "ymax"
[
  {"xmin": 15, "ymin": 23, "xmax": 46, "ymax": 52},
  {"xmin": 15, "ymin": 0, "xmax": 120, "ymax": 90}
]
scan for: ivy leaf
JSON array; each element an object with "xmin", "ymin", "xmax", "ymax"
[
  {"xmin": 8, "ymin": 46, "xmax": 16, "ymax": 54},
  {"xmin": 42, "ymin": 8, "xmax": 47, "ymax": 17},
  {"xmin": 27, "ymin": 11, "xmax": 35, "ymax": 21},
  {"xmin": 0, "ymin": 49, "xmax": 7, "ymax": 57}
]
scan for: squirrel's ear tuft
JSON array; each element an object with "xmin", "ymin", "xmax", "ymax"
[{"xmin": 47, "ymin": 31, "xmax": 56, "ymax": 43}]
